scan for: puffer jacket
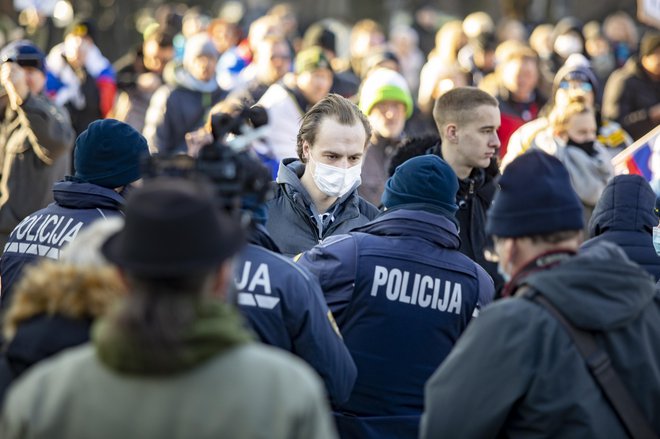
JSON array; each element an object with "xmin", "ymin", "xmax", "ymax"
[{"xmin": 582, "ymin": 174, "xmax": 660, "ymax": 281}]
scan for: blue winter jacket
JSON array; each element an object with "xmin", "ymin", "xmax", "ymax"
[
  {"xmin": 234, "ymin": 242, "xmax": 357, "ymax": 405},
  {"xmin": 298, "ymin": 208, "xmax": 494, "ymax": 439},
  {"xmin": 582, "ymin": 174, "xmax": 660, "ymax": 281},
  {"xmin": 0, "ymin": 181, "xmax": 125, "ymax": 308}
]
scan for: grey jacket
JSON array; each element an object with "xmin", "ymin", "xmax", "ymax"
[
  {"xmin": 0, "ymin": 93, "xmax": 74, "ymax": 248},
  {"xmin": 421, "ymin": 241, "xmax": 660, "ymax": 438},
  {"xmin": 265, "ymin": 159, "xmax": 379, "ymax": 257},
  {"xmin": 0, "ymin": 343, "xmax": 338, "ymax": 439}
]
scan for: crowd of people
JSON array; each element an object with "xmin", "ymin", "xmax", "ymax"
[{"xmin": 0, "ymin": 2, "xmax": 658, "ymax": 438}]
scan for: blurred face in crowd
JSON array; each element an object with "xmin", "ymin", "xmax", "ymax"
[
  {"xmin": 501, "ymin": 57, "xmax": 538, "ymax": 101},
  {"xmin": 368, "ymin": 100, "xmax": 406, "ymax": 140},
  {"xmin": 432, "ymin": 70, "xmax": 468, "ymax": 101},
  {"xmin": 562, "ymin": 110, "xmax": 597, "ymax": 143},
  {"xmin": 449, "ymin": 104, "xmax": 501, "ymax": 173},
  {"xmin": 143, "ymin": 40, "xmax": 174, "ymax": 74},
  {"xmin": 23, "ymin": 66, "xmax": 46, "ymax": 94},
  {"xmin": 64, "ymin": 34, "xmax": 91, "ymax": 68},
  {"xmin": 555, "ymin": 82, "xmax": 595, "ymax": 108},
  {"xmin": 641, "ymin": 48, "xmax": 660, "ymax": 78},
  {"xmin": 297, "ymin": 68, "xmax": 333, "ymax": 105},
  {"xmin": 351, "ymin": 30, "xmax": 386, "ymax": 59},
  {"xmin": 255, "ymin": 40, "xmax": 291, "ymax": 84},
  {"xmin": 189, "ymin": 54, "xmax": 217, "ymax": 82},
  {"xmin": 209, "ymin": 22, "xmax": 240, "ymax": 54}
]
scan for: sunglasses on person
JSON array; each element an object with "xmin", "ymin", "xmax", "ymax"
[{"xmin": 558, "ymin": 81, "xmax": 593, "ymax": 92}]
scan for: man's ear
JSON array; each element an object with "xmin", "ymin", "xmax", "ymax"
[
  {"xmin": 302, "ymin": 141, "xmax": 310, "ymax": 161},
  {"xmin": 444, "ymin": 124, "xmax": 459, "ymax": 143}
]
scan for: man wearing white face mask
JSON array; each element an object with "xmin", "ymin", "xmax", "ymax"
[{"xmin": 265, "ymin": 94, "xmax": 379, "ymax": 257}]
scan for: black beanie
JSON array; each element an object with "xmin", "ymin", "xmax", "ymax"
[
  {"xmin": 74, "ymin": 119, "xmax": 149, "ymax": 189},
  {"xmin": 486, "ymin": 150, "xmax": 584, "ymax": 238},
  {"xmin": 382, "ymin": 155, "xmax": 459, "ymax": 219}
]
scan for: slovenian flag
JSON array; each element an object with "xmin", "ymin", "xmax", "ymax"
[{"xmin": 612, "ymin": 125, "xmax": 660, "ymax": 181}]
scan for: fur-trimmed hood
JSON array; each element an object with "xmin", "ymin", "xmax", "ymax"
[{"xmin": 3, "ymin": 260, "xmax": 125, "ymax": 340}]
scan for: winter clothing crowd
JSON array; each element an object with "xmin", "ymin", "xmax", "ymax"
[{"xmin": 0, "ymin": 4, "xmax": 659, "ymax": 438}]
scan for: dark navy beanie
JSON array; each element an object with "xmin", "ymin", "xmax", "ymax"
[
  {"xmin": 486, "ymin": 150, "xmax": 584, "ymax": 238},
  {"xmin": 0, "ymin": 40, "xmax": 46, "ymax": 73},
  {"xmin": 382, "ymin": 155, "xmax": 459, "ymax": 218},
  {"xmin": 74, "ymin": 119, "xmax": 149, "ymax": 189}
]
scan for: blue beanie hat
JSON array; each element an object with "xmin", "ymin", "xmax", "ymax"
[
  {"xmin": 0, "ymin": 40, "xmax": 46, "ymax": 73},
  {"xmin": 382, "ymin": 155, "xmax": 459, "ymax": 219},
  {"xmin": 74, "ymin": 119, "xmax": 149, "ymax": 189},
  {"xmin": 486, "ymin": 150, "xmax": 584, "ymax": 238}
]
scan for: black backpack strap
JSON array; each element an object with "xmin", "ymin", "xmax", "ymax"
[{"xmin": 518, "ymin": 286, "xmax": 659, "ymax": 439}]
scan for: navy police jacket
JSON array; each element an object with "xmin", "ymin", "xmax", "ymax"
[
  {"xmin": 0, "ymin": 180, "xmax": 124, "ymax": 308},
  {"xmin": 234, "ymin": 241, "xmax": 357, "ymax": 405},
  {"xmin": 298, "ymin": 209, "xmax": 494, "ymax": 438}
]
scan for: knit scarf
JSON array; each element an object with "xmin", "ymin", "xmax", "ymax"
[{"xmin": 93, "ymin": 300, "xmax": 253, "ymax": 375}]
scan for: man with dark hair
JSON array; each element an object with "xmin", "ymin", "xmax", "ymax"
[
  {"xmin": 1, "ymin": 119, "xmax": 148, "ymax": 309},
  {"xmin": 432, "ymin": 86, "xmax": 502, "ymax": 289},
  {"xmin": 0, "ymin": 40, "xmax": 75, "ymax": 249},
  {"xmin": 265, "ymin": 93, "xmax": 378, "ymax": 257},
  {"xmin": 298, "ymin": 155, "xmax": 494, "ymax": 438},
  {"xmin": 0, "ymin": 179, "xmax": 339, "ymax": 439},
  {"xmin": 421, "ymin": 150, "xmax": 660, "ymax": 437}
]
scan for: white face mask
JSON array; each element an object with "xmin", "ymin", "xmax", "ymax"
[
  {"xmin": 554, "ymin": 34, "xmax": 583, "ymax": 58},
  {"xmin": 309, "ymin": 156, "xmax": 362, "ymax": 198},
  {"xmin": 653, "ymin": 227, "xmax": 660, "ymax": 255}
]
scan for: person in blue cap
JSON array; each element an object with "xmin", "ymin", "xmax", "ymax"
[
  {"xmin": 421, "ymin": 150, "xmax": 660, "ymax": 438},
  {"xmin": 0, "ymin": 40, "xmax": 75, "ymax": 249},
  {"xmin": 0, "ymin": 119, "xmax": 148, "ymax": 310},
  {"xmin": 298, "ymin": 154, "xmax": 494, "ymax": 439}
]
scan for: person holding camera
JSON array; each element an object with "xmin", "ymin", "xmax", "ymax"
[{"xmin": 0, "ymin": 40, "xmax": 75, "ymax": 250}]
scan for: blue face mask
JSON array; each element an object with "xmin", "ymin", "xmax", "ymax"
[
  {"xmin": 613, "ymin": 42, "xmax": 630, "ymax": 66},
  {"xmin": 653, "ymin": 227, "xmax": 660, "ymax": 255}
]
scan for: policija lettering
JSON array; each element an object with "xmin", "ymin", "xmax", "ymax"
[{"xmin": 370, "ymin": 265, "xmax": 463, "ymax": 314}]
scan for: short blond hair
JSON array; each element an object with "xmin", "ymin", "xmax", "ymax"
[{"xmin": 433, "ymin": 86, "xmax": 498, "ymax": 133}]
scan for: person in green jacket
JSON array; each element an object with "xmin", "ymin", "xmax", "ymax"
[
  {"xmin": 421, "ymin": 150, "xmax": 660, "ymax": 438},
  {"xmin": 0, "ymin": 178, "xmax": 338, "ymax": 439}
]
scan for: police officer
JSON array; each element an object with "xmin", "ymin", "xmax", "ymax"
[
  {"xmin": 235, "ymin": 198, "xmax": 357, "ymax": 405},
  {"xmin": 298, "ymin": 155, "xmax": 494, "ymax": 438},
  {"xmin": 180, "ymin": 99, "xmax": 358, "ymax": 406},
  {"xmin": 0, "ymin": 119, "xmax": 148, "ymax": 309}
]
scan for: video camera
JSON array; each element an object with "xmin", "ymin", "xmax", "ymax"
[{"xmin": 142, "ymin": 105, "xmax": 273, "ymax": 217}]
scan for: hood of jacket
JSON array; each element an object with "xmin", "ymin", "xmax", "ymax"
[
  {"xmin": 589, "ymin": 175, "xmax": 657, "ymax": 237},
  {"xmin": 354, "ymin": 208, "xmax": 461, "ymax": 250},
  {"xmin": 53, "ymin": 180, "xmax": 125, "ymax": 211},
  {"xmin": 525, "ymin": 240, "xmax": 657, "ymax": 331}
]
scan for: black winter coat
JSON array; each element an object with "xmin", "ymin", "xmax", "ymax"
[{"xmin": 582, "ymin": 174, "xmax": 660, "ymax": 281}]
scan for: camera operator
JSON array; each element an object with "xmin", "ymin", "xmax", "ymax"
[
  {"xmin": 0, "ymin": 40, "xmax": 75, "ymax": 249},
  {"xmin": 148, "ymin": 103, "xmax": 357, "ymax": 406}
]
